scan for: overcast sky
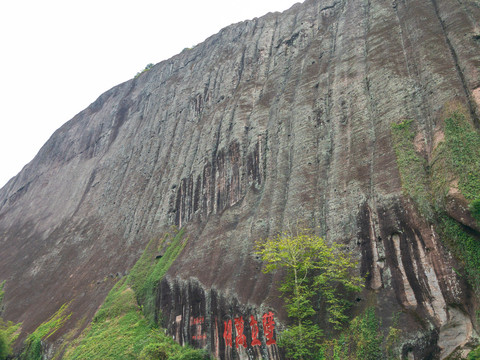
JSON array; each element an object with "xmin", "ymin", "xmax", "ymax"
[{"xmin": 0, "ymin": 0, "xmax": 301, "ymax": 188}]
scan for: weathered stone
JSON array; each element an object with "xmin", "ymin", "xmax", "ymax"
[
  {"xmin": 0, "ymin": 0, "xmax": 479, "ymax": 358},
  {"xmin": 438, "ymin": 307, "xmax": 475, "ymax": 359},
  {"xmin": 445, "ymin": 185, "xmax": 480, "ymax": 233}
]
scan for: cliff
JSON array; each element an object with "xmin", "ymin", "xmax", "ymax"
[{"xmin": 1, "ymin": 0, "xmax": 480, "ymax": 358}]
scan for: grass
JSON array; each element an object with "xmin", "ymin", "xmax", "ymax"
[
  {"xmin": 65, "ymin": 283, "xmax": 167, "ymax": 359},
  {"xmin": 19, "ymin": 303, "xmax": 71, "ymax": 360},
  {"xmin": 62, "ymin": 227, "xmax": 209, "ymax": 360},
  {"xmin": 134, "ymin": 227, "xmax": 186, "ymax": 326}
]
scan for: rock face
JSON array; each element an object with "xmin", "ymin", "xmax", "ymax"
[{"xmin": 0, "ymin": 0, "xmax": 479, "ymax": 358}]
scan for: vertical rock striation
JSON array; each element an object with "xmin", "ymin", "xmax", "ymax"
[{"xmin": 0, "ymin": 0, "xmax": 479, "ymax": 358}]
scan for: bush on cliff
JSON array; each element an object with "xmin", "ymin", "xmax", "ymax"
[
  {"xmin": 0, "ymin": 318, "xmax": 21, "ymax": 360},
  {"xmin": 0, "ymin": 282, "xmax": 21, "ymax": 360},
  {"xmin": 0, "ymin": 331, "xmax": 8, "ymax": 360}
]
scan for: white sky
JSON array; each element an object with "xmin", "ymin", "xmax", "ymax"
[{"xmin": 0, "ymin": 0, "xmax": 301, "ymax": 188}]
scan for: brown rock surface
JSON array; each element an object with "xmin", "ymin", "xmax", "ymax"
[{"xmin": 0, "ymin": 0, "xmax": 479, "ymax": 358}]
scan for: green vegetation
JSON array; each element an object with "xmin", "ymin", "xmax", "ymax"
[
  {"xmin": 0, "ymin": 281, "xmax": 5, "ymax": 306},
  {"xmin": 132, "ymin": 227, "xmax": 186, "ymax": 326},
  {"xmin": 254, "ymin": 229, "xmax": 404, "ymax": 358},
  {"xmin": 349, "ymin": 308, "xmax": 382, "ymax": 360},
  {"xmin": 256, "ymin": 229, "xmax": 363, "ymax": 359},
  {"xmin": 0, "ymin": 317, "xmax": 21, "ymax": 360},
  {"xmin": 320, "ymin": 308, "xmax": 401, "ymax": 360},
  {"xmin": 469, "ymin": 346, "xmax": 480, "ymax": 359},
  {"xmin": 385, "ymin": 313, "xmax": 402, "ymax": 359},
  {"xmin": 0, "ymin": 282, "xmax": 21, "ymax": 360},
  {"xmin": 63, "ymin": 227, "xmax": 208, "ymax": 360},
  {"xmin": 386, "ymin": 106, "xmax": 480, "ymax": 356},
  {"xmin": 391, "ymin": 110, "xmax": 480, "ymax": 222},
  {"xmin": 135, "ymin": 63, "xmax": 154, "ymax": 78},
  {"xmin": 442, "ymin": 110, "xmax": 480, "ymax": 203},
  {"xmin": 430, "ymin": 107, "xmax": 480, "ymax": 212},
  {"xmin": 137, "ymin": 343, "xmax": 209, "ymax": 360},
  {"xmin": 472, "ymin": 199, "xmax": 480, "ymax": 223},
  {"xmin": 391, "ymin": 108, "xmax": 480, "ymax": 293},
  {"xmin": 440, "ymin": 216, "xmax": 480, "ymax": 292},
  {"xmin": 0, "ymin": 332, "xmax": 7, "ymax": 360},
  {"xmin": 20, "ymin": 303, "xmax": 71, "ymax": 360},
  {"xmin": 438, "ymin": 109, "xmax": 480, "ymax": 226},
  {"xmin": 65, "ymin": 283, "xmax": 167, "ymax": 359},
  {"xmin": 391, "ymin": 119, "xmax": 431, "ymax": 218}
]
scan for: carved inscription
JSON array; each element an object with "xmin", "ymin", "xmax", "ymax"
[
  {"xmin": 223, "ymin": 319, "xmax": 233, "ymax": 347},
  {"xmin": 234, "ymin": 316, "xmax": 247, "ymax": 349},
  {"xmin": 191, "ymin": 316, "xmax": 207, "ymax": 341},
  {"xmin": 262, "ymin": 312, "xmax": 276, "ymax": 345},
  {"xmin": 223, "ymin": 312, "xmax": 277, "ymax": 349},
  {"xmin": 250, "ymin": 315, "xmax": 261, "ymax": 346}
]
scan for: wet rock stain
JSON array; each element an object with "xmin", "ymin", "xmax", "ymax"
[{"xmin": 174, "ymin": 138, "xmax": 263, "ymax": 227}]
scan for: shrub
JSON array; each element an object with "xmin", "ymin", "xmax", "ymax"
[
  {"xmin": 350, "ymin": 308, "xmax": 382, "ymax": 360},
  {"xmin": 135, "ymin": 63, "xmax": 155, "ymax": 78},
  {"xmin": 0, "ymin": 330, "xmax": 9, "ymax": 360},
  {"xmin": 138, "ymin": 342, "xmax": 170, "ymax": 360},
  {"xmin": 471, "ymin": 199, "xmax": 480, "ymax": 223},
  {"xmin": 469, "ymin": 346, "xmax": 480, "ymax": 359},
  {"xmin": 170, "ymin": 348, "xmax": 211, "ymax": 360}
]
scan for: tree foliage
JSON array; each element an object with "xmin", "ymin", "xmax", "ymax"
[
  {"xmin": 255, "ymin": 229, "xmax": 363, "ymax": 359},
  {"xmin": 0, "ymin": 331, "xmax": 8, "ymax": 360}
]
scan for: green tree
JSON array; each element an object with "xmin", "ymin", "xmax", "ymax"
[{"xmin": 255, "ymin": 229, "xmax": 363, "ymax": 359}]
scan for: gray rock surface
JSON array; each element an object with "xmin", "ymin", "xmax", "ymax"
[{"xmin": 0, "ymin": 0, "xmax": 479, "ymax": 358}]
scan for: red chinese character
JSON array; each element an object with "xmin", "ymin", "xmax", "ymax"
[
  {"xmin": 250, "ymin": 315, "xmax": 261, "ymax": 346},
  {"xmin": 262, "ymin": 312, "xmax": 276, "ymax": 345},
  {"xmin": 223, "ymin": 319, "xmax": 233, "ymax": 347},
  {"xmin": 234, "ymin": 317, "xmax": 247, "ymax": 348}
]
